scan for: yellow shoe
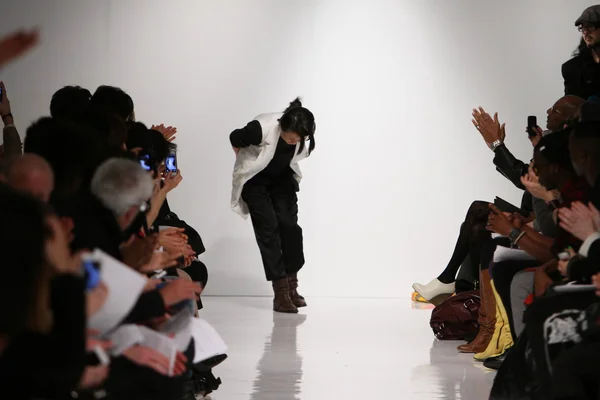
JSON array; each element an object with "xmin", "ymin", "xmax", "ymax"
[
  {"xmin": 412, "ymin": 291, "xmax": 429, "ymax": 303},
  {"xmin": 474, "ymin": 280, "xmax": 513, "ymax": 361}
]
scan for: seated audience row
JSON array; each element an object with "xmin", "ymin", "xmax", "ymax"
[{"xmin": 0, "ymin": 30, "xmax": 223, "ymax": 400}]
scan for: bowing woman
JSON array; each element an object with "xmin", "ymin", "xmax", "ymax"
[{"xmin": 230, "ymin": 98, "xmax": 316, "ymax": 313}]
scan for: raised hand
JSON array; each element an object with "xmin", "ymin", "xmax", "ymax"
[
  {"xmin": 472, "ymin": 107, "xmax": 505, "ymax": 145},
  {"xmin": 559, "ymin": 202, "xmax": 598, "ymax": 241},
  {"xmin": 0, "ymin": 29, "xmax": 39, "ymax": 68},
  {"xmin": 151, "ymin": 124, "xmax": 177, "ymax": 143}
]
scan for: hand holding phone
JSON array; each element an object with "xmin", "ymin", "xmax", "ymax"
[
  {"xmin": 526, "ymin": 116, "xmax": 538, "ymax": 137},
  {"xmin": 165, "ymin": 153, "xmax": 178, "ymax": 176}
]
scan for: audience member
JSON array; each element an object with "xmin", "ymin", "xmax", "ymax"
[
  {"xmin": 0, "ymin": 153, "xmax": 54, "ymax": 202},
  {"xmin": 564, "ymin": 5, "xmax": 600, "ymax": 99},
  {"xmin": 90, "ymin": 85, "xmax": 135, "ymax": 122},
  {"xmin": 413, "ymin": 96, "xmax": 583, "ymax": 304},
  {"xmin": 49, "ymin": 85, "xmax": 92, "ymax": 120}
]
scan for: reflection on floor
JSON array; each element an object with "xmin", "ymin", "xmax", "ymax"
[{"xmin": 200, "ymin": 297, "xmax": 495, "ymax": 400}]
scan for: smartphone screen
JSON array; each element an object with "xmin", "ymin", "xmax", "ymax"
[
  {"xmin": 165, "ymin": 154, "xmax": 177, "ymax": 172},
  {"xmin": 0, "ymin": 87, "xmax": 3, "ymax": 102},
  {"xmin": 139, "ymin": 155, "xmax": 152, "ymax": 171}
]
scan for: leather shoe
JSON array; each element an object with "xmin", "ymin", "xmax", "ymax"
[{"xmin": 483, "ymin": 350, "xmax": 509, "ymax": 370}]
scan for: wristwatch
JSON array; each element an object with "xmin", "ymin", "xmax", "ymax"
[
  {"xmin": 508, "ymin": 228, "xmax": 522, "ymax": 244},
  {"xmin": 489, "ymin": 140, "xmax": 503, "ymax": 152}
]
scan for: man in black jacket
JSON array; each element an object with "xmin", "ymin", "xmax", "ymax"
[
  {"xmin": 563, "ymin": 5, "xmax": 600, "ymax": 100},
  {"xmin": 472, "ymin": 95, "xmax": 585, "ymax": 189}
]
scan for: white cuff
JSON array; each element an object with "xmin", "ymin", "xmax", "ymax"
[
  {"xmin": 3, "ymin": 124, "xmax": 15, "ymax": 129},
  {"xmin": 578, "ymin": 232, "xmax": 600, "ymax": 257}
]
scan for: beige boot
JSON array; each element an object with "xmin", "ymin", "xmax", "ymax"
[
  {"xmin": 474, "ymin": 280, "xmax": 513, "ymax": 361},
  {"xmin": 272, "ymin": 277, "xmax": 298, "ymax": 314}
]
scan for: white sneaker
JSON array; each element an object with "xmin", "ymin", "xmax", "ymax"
[{"xmin": 412, "ymin": 279, "xmax": 455, "ymax": 304}]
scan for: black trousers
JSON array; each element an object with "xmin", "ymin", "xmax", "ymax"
[
  {"xmin": 523, "ymin": 292, "xmax": 598, "ymax": 399},
  {"xmin": 242, "ymin": 183, "xmax": 305, "ymax": 281},
  {"xmin": 552, "ymin": 340, "xmax": 600, "ymax": 399}
]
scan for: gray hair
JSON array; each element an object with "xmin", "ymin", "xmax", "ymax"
[{"xmin": 91, "ymin": 158, "xmax": 154, "ymax": 216}]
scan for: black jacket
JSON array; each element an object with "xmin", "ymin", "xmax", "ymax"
[
  {"xmin": 0, "ymin": 275, "xmax": 86, "ymax": 399},
  {"xmin": 493, "ymin": 144, "xmax": 528, "ymax": 190},
  {"xmin": 562, "ymin": 55, "xmax": 600, "ymax": 100}
]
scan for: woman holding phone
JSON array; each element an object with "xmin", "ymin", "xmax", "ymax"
[{"xmin": 230, "ymin": 98, "xmax": 316, "ymax": 313}]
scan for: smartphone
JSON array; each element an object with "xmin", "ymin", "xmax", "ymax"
[
  {"xmin": 494, "ymin": 197, "xmax": 524, "ymax": 215},
  {"xmin": 0, "ymin": 86, "xmax": 3, "ymax": 102},
  {"xmin": 82, "ymin": 255, "xmax": 101, "ymax": 291},
  {"xmin": 526, "ymin": 116, "xmax": 537, "ymax": 137},
  {"xmin": 139, "ymin": 154, "xmax": 152, "ymax": 171},
  {"xmin": 165, "ymin": 153, "xmax": 177, "ymax": 174}
]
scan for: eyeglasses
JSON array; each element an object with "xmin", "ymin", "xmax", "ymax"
[
  {"xmin": 578, "ymin": 24, "xmax": 599, "ymax": 32},
  {"xmin": 549, "ymin": 106, "xmax": 564, "ymax": 115}
]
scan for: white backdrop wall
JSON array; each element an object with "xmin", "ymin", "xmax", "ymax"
[{"xmin": 0, "ymin": 0, "xmax": 596, "ymax": 297}]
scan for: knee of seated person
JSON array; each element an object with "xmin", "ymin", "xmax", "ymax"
[
  {"xmin": 468, "ymin": 200, "xmax": 491, "ymax": 219},
  {"xmin": 176, "ymin": 268, "xmax": 193, "ymax": 282},
  {"xmin": 193, "ymin": 260, "xmax": 209, "ymax": 287}
]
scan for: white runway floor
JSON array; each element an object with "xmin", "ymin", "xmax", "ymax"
[{"xmin": 201, "ymin": 296, "xmax": 496, "ymax": 400}]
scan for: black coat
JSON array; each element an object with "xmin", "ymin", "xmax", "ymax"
[{"xmin": 562, "ymin": 55, "xmax": 600, "ymax": 100}]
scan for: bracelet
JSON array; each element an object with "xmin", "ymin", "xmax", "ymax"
[
  {"xmin": 548, "ymin": 199, "xmax": 561, "ymax": 211},
  {"xmin": 513, "ymin": 231, "xmax": 527, "ymax": 246}
]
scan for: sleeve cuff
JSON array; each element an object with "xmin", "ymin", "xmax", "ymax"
[{"xmin": 579, "ymin": 232, "xmax": 600, "ymax": 257}]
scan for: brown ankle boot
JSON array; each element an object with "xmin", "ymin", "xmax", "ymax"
[
  {"xmin": 457, "ymin": 269, "xmax": 496, "ymax": 353},
  {"xmin": 288, "ymin": 273, "xmax": 307, "ymax": 308},
  {"xmin": 272, "ymin": 277, "xmax": 298, "ymax": 313}
]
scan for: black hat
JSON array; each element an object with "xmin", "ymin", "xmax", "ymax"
[{"xmin": 575, "ymin": 5, "xmax": 600, "ymax": 26}]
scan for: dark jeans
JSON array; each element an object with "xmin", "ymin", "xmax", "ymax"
[{"xmin": 242, "ymin": 183, "xmax": 305, "ymax": 281}]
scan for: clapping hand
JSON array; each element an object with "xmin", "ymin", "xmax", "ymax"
[
  {"xmin": 487, "ymin": 204, "xmax": 516, "ymax": 236},
  {"xmin": 472, "ymin": 107, "xmax": 505, "ymax": 145},
  {"xmin": 521, "ymin": 165, "xmax": 560, "ymax": 202},
  {"xmin": 151, "ymin": 124, "xmax": 177, "ymax": 143},
  {"xmin": 0, "ymin": 29, "xmax": 39, "ymax": 68},
  {"xmin": 559, "ymin": 202, "xmax": 600, "ymax": 241}
]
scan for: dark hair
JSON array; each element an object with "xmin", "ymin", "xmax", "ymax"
[
  {"xmin": 69, "ymin": 110, "xmax": 128, "ymax": 150},
  {"xmin": 534, "ymin": 129, "xmax": 574, "ymax": 172},
  {"xmin": 578, "ymin": 100, "xmax": 600, "ymax": 123},
  {"xmin": 90, "ymin": 85, "xmax": 134, "ymax": 121},
  {"xmin": 50, "ymin": 86, "xmax": 92, "ymax": 120},
  {"xmin": 573, "ymin": 37, "xmax": 592, "ymax": 58},
  {"xmin": 24, "ymin": 118, "xmax": 116, "ymax": 204},
  {"xmin": 573, "ymin": 120, "xmax": 600, "ymax": 139},
  {"xmin": 278, "ymin": 97, "xmax": 316, "ymax": 155},
  {"xmin": 126, "ymin": 122, "xmax": 176, "ymax": 170},
  {"xmin": 0, "ymin": 183, "xmax": 52, "ymax": 336}
]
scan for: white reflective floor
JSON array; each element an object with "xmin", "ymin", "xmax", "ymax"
[{"xmin": 201, "ymin": 297, "xmax": 495, "ymax": 400}]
